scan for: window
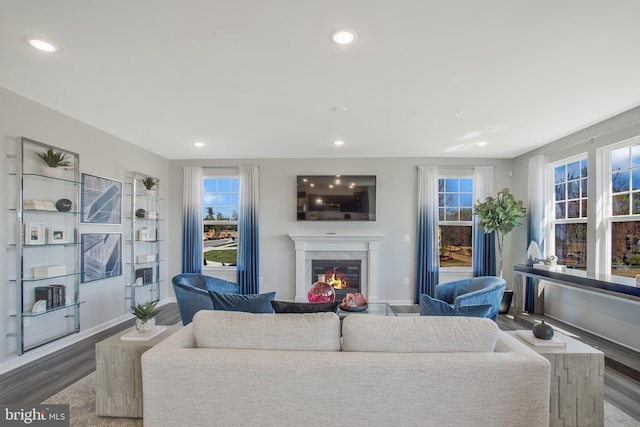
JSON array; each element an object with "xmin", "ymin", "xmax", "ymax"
[
  {"xmin": 438, "ymin": 178, "xmax": 473, "ymax": 268},
  {"xmin": 607, "ymin": 143, "xmax": 640, "ymax": 278},
  {"xmin": 550, "ymin": 157, "xmax": 588, "ymax": 270},
  {"xmin": 203, "ymin": 176, "xmax": 238, "ymax": 267}
]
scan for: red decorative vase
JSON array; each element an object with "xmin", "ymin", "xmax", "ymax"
[{"xmin": 307, "ymin": 281, "xmax": 335, "ymax": 303}]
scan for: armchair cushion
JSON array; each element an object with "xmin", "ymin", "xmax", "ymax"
[
  {"xmin": 434, "ymin": 276, "xmax": 506, "ymax": 320},
  {"xmin": 419, "ymin": 294, "xmax": 493, "ymax": 318},
  {"xmin": 208, "ymin": 290, "xmax": 276, "ymax": 313}
]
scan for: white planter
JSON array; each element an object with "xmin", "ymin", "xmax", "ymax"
[
  {"xmin": 143, "ymin": 189, "xmax": 156, "ymax": 196},
  {"xmin": 135, "ymin": 317, "xmax": 156, "ymax": 333},
  {"xmin": 42, "ymin": 166, "xmax": 63, "ymax": 178}
]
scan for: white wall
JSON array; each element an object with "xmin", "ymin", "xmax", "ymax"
[
  {"xmin": 168, "ymin": 158, "xmax": 514, "ymax": 303},
  {"xmin": 511, "ymin": 105, "xmax": 640, "ymax": 352},
  {"xmin": 0, "ymin": 88, "xmax": 170, "ymax": 371}
]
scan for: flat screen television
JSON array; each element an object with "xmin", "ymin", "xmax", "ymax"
[{"xmin": 297, "ymin": 175, "xmax": 376, "ymax": 221}]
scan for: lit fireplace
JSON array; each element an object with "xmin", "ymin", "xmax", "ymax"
[{"xmin": 311, "ymin": 259, "xmax": 361, "ymax": 301}]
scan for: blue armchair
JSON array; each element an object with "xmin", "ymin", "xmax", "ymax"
[
  {"xmin": 172, "ymin": 273, "xmax": 239, "ymax": 325},
  {"xmin": 420, "ymin": 276, "xmax": 506, "ymax": 320}
]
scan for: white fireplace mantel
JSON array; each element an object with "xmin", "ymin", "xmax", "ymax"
[{"xmin": 288, "ymin": 233, "xmax": 384, "ymax": 302}]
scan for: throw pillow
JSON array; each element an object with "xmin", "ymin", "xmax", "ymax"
[
  {"xmin": 419, "ymin": 294, "xmax": 492, "ymax": 318},
  {"xmin": 270, "ymin": 300, "xmax": 339, "ymax": 314},
  {"xmin": 208, "ymin": 290, "xmax": 276, "ymax": 313}
]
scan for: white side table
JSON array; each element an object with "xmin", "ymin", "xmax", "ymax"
[
  {"xmin": 507, "ymin": 330, "xmax": 604, "ymax": 427},
  {"xmin": 96, "ymin": 325, "xmax": 180, "ymax": 417}
]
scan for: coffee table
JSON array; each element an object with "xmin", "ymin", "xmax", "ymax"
[
  {"xmin": 338, "ymin": 302, "xmax": 397, "ymax": 318},
  {"xmin": 95, "ymin": 324, "xmax": 180, "ymax": 418},
  {"xmin": 507, "ymin": 330, "xmax": 604, "ymax": 427}
]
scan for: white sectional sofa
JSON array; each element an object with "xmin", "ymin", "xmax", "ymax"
[{"xmin": 141, "ymin": 311, "xmax": 550, "ymax": 427}]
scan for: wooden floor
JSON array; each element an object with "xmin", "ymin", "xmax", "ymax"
[{"xmin": 0, "ymin": 303, "xmax": 638, "ymax": 423}]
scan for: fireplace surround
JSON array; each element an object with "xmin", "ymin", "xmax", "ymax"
[{"xmin": 288, "ymin": 233, "xmax": 384, "ymax": 302}]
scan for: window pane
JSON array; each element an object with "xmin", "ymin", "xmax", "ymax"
[
  {"xmin": 217, "ymin": 178, "xmax": 231, "ymax": 192},
  {"xmin": 438, "ymin": 194, "xmax": 445, "ymax": 207},
  {"xmin": 567, "ymin": 161, "xmax": 580, "ymax": 180},
  {"xmin": 215, "ymin": 193, "xmax": 230, "ymax": 207},
  {"xmin": 611, "ymin": 221, "xmax": 640, "ymax": 278},
  {"xmin": 203, "ymin": 224, "xmax": 238, "ymax": 267},
  {"xmin": 445, "ymin": 179, "xmax": 458, "ymax": 192},
  {"xmin": 446, "ymin": 194, "xmax": 459, "ymax": 208},
  {"xmin": 438, "ymin": 179, "xmax": 445, "ymax": 192},
  {"xmin": 612, "ymin": 194, "xmax": 630, "ymax": 216},
  {"xmin": 204, "ymin": 179, "xmax": 217, "ymax": 192},
  {"xmin": 567, "ymin": 180, "xmax": 580, "ymax": 199},
  {"xmin": 555, "ymin": 184, "xmax": 566, "ymax": 201},
  {"xmin": 460, "ymin": 208, "xmax": 472, "ymax": 221},
  {"xmin": 439, "ymin": 225, "xmax": 472, "ymax": 268},
  {"xmin": 439, "ymin": 208, "xmax": 445, "ymax": 221},
  {"xmin": 230, "ymin": 178, "xmax": 239, "ymax": 192},
  {"xmin": 612, "ymin": 171, "xmax": 630, "ymax": 193},
  {"xmin": 459, "ymin": 193, "xmax": 473, "ymax": 207},
  {"xmin": 555, "ymin": 223, "xmax": 586, "ymax": 270},
  {"xmin": 581, "ymin": 159, "xmax": 588, "ymax": 177},
  {"xmin": 230, "ymin": 193, "xmax": 238, "ymax": 207},
  {"xmin": 445, "ymin": 208, "xmax": 458, "ymax": 221},
  {"xmin": 555, "ymin": 202, "xmax": 566, "ymax": 219},
  {"xmin": 633, "ymin": 193, "xmax": 640, "ymax": 215},
  {"xmin": 554, "ymin": 166, "xmax": 565, "ymax": 184},
  {"xmin": 581, "ymin": 178, "xmax": 588, "ymax": 197},
  {"xmin": 611, "ymin": 146, "xmax": 629, "ymax": 171},
  {"xmin": 459, "ymin": 179, "xmax": 473, "ymax": 193},
  {"xmin": 204, "ymin": 207, "xmax": 219, "ymax": 220},
  {"xmin": 567, "ymin": 200, "xmax": 580, "ymax": 218},
  {"xmin": 632, "ymin": 168, "xmax": 640, "ymax": 191}
]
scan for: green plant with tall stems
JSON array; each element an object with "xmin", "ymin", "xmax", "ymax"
[
  {"xmin": 36, "ymin": 148, "xmax": 71, "ymax": 168},
  {"xmin": 473, "ymin": 188, "xmax": 527, "ymax": 276},
  {"xmin": 142, "ymin": 176, "xmax": 156, "ymax": 190}
]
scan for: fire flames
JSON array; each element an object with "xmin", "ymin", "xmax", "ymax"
[{"xmin": 327, "ymin": 273, "xmax": 347, "ymax": 289}]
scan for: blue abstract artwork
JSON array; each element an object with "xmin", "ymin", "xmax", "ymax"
[
  {"xmin": 81, "ymin": 233, "xmax": 122, "ymax": 283},
  {"xmin": 81, "ymin": 173, "xmax": 122, "ymax": 224}
]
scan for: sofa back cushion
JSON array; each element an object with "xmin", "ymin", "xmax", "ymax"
[
  {"xmin": 193, "ymin": 310, "xmax": 341, "ymax": 351},
  {"xmin": 341, "ymin": 315, "xmax": 499, "ymax": 353}
]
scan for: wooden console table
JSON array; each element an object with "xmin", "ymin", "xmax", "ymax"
[
  {"xmin": 511, "ymin": 264, "xmax": 640, "ymax": 317},
  {"xmin": 95, "ymin": 325, "xmax": 180, "ymax": 417},
  {"xmin": 507, "ymin": 330, "xmax": 604, "ymax": 427}
]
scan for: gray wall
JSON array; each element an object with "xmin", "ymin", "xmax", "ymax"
[
  {"xmin": 0, "ymin": 88, "xmax": 169, "ymax": 371},
  {"xmin": 168, "ymin": 158, "xmax": 514, "ymax": 302},
  {"xmin": 511, "ymin": 106, "xmax": 640, "ymax": 352}
]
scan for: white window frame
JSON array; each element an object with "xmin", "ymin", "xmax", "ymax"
[
  {"xmin": 546, "ymin": 153, "xmax": 588, "ymax": 269},
  {"xmin": 202, "ymin": 171, "xmax": 239, "ymax": 273},
  {"xmin": 438, "ymin": 175, "xmax": 474, "ymax": 272},
  {"xmin": 598, "ymin": 135, "xmax": 640, "ymax": 278}
]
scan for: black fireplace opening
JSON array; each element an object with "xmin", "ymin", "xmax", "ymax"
[{"xmin": 311, "ymin": 259, "xmax": 361, "ymax": 302}]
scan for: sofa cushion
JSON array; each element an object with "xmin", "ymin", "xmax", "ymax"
[
  {"xmin": 193, "ymin": 310, "xmax": 341, "ymax": 351},
  {"xmin": 419, "ymin": 294, "xmax": 493, "ymax": 317},
  {"xmin": 208, "ymin": 290, "xmax": 275, "ymax": 313},
  {"xmin": 270, "ymin": 300, "xmax": 339, "ymax": 314},
  {"xmin": 341, "ymin": 315, "xmax": 499, "ymax": 353}
]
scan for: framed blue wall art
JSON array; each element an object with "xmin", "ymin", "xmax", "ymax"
[
  {"xmin": 81, "ymin": 233, "xmax": 122, "ymax": 283},
  {"xmin": 81, "ymin": 173, "xmax": 122, "ymax": 224}
]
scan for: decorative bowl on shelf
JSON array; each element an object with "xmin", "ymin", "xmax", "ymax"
[
  {"xmin": 55, "ymin": 198, "xmax": 72, "ymax": 212},
  {"xmin": 307, "ymin": 281, "xmax": 335, "ymax": 303},
  {"xmin": 339, "ymin": 303, "xmax": 368, "ymax": 312}
]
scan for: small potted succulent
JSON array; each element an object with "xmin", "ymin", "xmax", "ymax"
[
  {"xmin": 36, "ymin": 148, "xmax": 71, "ymax": 177},
  {"xmin": 141, "ymin": 176, "xmax": 157, "ymax": 196},
  {"xmin": 131, "ymin": 301, "xmax": 160, "ymax": 333}
]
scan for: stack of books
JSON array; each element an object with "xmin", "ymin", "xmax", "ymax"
[{"xmin": 34, "ymin": 285, "xmax": 66, "ymax": 309}]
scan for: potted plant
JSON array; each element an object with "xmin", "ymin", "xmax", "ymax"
[
  {"xmin": 36, "ymin": 148, "xmax": 71, "ymax": 177},
  {"xmin": 474, "ymin": 188, "xmax": 527, "ymax": 313},
  {"xmin": 141, "ymin": 176, "xmax": 157, "ymax": 196},
  {"xmin": 131, "ymin": 301, "xmax": 160, "ymax": 333}
]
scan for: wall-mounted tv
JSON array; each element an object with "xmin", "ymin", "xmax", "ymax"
[{"xmin": 297, "ymin": 175, "xmax": 376, "ymax": 221}]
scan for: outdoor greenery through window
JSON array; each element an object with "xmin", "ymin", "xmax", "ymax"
[
  {"xmin": 609, "ymin": 144, "xmax": 640, "ymax": 278},
  {"xmin": 438, "ymin": 178, "xmax": 473, "ymax": 268},
  {"xmin": 552, "ymin": 158, "xmax": 587, "ymax": 270},
  {"xmin": 203, "ymin": 176, "xmax": 238, "ymax": 267}
]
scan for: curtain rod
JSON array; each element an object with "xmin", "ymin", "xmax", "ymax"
[{"xmin": 544, "ymin": 116, "xmax": 640, "ymax": 155}]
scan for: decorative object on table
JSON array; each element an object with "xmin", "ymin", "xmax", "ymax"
[
  {"xmin": 142, "ymin": 176, "xmax": 157, "ymax": 196},
  {"xmin": 55, "ymin": 198, "xmax": 73, "ymax": 212},
  {"xmin": 135, "ymin": 208, "xmax": 146, "ymax": 218},
  {"xmin": 340, "ymin": 292, "xmax": 368, "ymax": 311},
  {"xmin": 131, "ymin": 301, "xmax": 160, "ymax": 333},
  {"xmin": 24, "ymin": 222, "xmax": 45, "ymax": 245},
  {"xmin": 47, "ymin": 226, "xmax": 70, "ymax": 244},
  {"xmin": 533, "ymin": 254, "xmax": 567, "ymax": 272},
  {"xmin": 474, "ymin": 188, "xmax": 526, "ymax": 314},
  {"xmin": 43, "ymin": 200, "xmax": 57, "ymax": 211},
  {"xmin": 36, "ymin": 147, "xmax": 71, "ymax": 178},
  {"xmin": 81, "ymin": 173, "xmax": 122, "ymax": 224},
  {"xmin": 526, "ymin": 241, "xmax": 543, "ymax": 266},
  {"xmin": 307, "ymin": 281, "xmax": 336, "ymax": 303},
  {"xmin": 33, "ymin": 265, "xmax": 67, "ymax": 279},
  {"xmin": 80, "ymin": 233, "xmax": 122, "ymax": 283},
  {"xmin": 23, "ymin": 199, "xmax": 46, "ymax": 210},
  {"xmin": 31, "ymin": 299, "xmax": 47, "ymax": 313},
  {"xmin": 532, "ymin": 320, "xmax": 554, "ymax": 340},
  {"xmin": 515, "ymin": 330, "xmax": 566, "ymax": 347}
]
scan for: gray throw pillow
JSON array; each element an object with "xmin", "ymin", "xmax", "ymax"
[
  {"xmin": 208, "ymin": 290, "xmax": 276, "ymax": 313},
  {"xmin": 270, "ymin": 300, "xmax": 339, "ymax": 314}
]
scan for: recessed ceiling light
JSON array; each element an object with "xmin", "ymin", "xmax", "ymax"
[
  {"xmin": 330, "ymin": 29, "xmax": 357, "ymax": 45},
  {"xmin": 25, "ymin": 37, "xmax": 59, "ymax": 53},
  {"xmin": 333, "ymin": 140, "xmax": 345, "ymax": 146},
  {"xmin": 193, "ymin": 141, "xmax": 205, "ymax": 147},
  {"xmin": 453, "ymin": 111, "xmax": 462, "ymax": 118},
  {"xmin": 332, "ymin": 106, "xmax": 348, "ymax": 113},
  {"xmin": 476, "ymin": 141, "xmax": 487, "ymax": 146}
]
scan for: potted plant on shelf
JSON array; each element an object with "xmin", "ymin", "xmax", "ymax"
[
  {"xmin": 474, "ymin": 188, "xmax": 527, "ymax": 313},
  {"xmin": 36, "ymin": 147, "xmax": 71, "ymax": 178},
  {"xmin": 141, "ymin": 176, "xmax": 157, "ymax": 196},
  {"xmin": 131, "ymin": 301, "xmax": 160, "ymax": 333}
]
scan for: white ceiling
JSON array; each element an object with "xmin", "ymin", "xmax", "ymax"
[{"xmin": 1, "ymin": 1, "xmax": 640, "ymax": 160}]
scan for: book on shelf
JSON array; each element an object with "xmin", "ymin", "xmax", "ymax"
[
  {"xmin": 34, "ymin": 284, "xmax": 66, "ymax": 309},
  {"xmin": 135, "ymin": 267, "xmax": 153, "ymax": 284}
]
